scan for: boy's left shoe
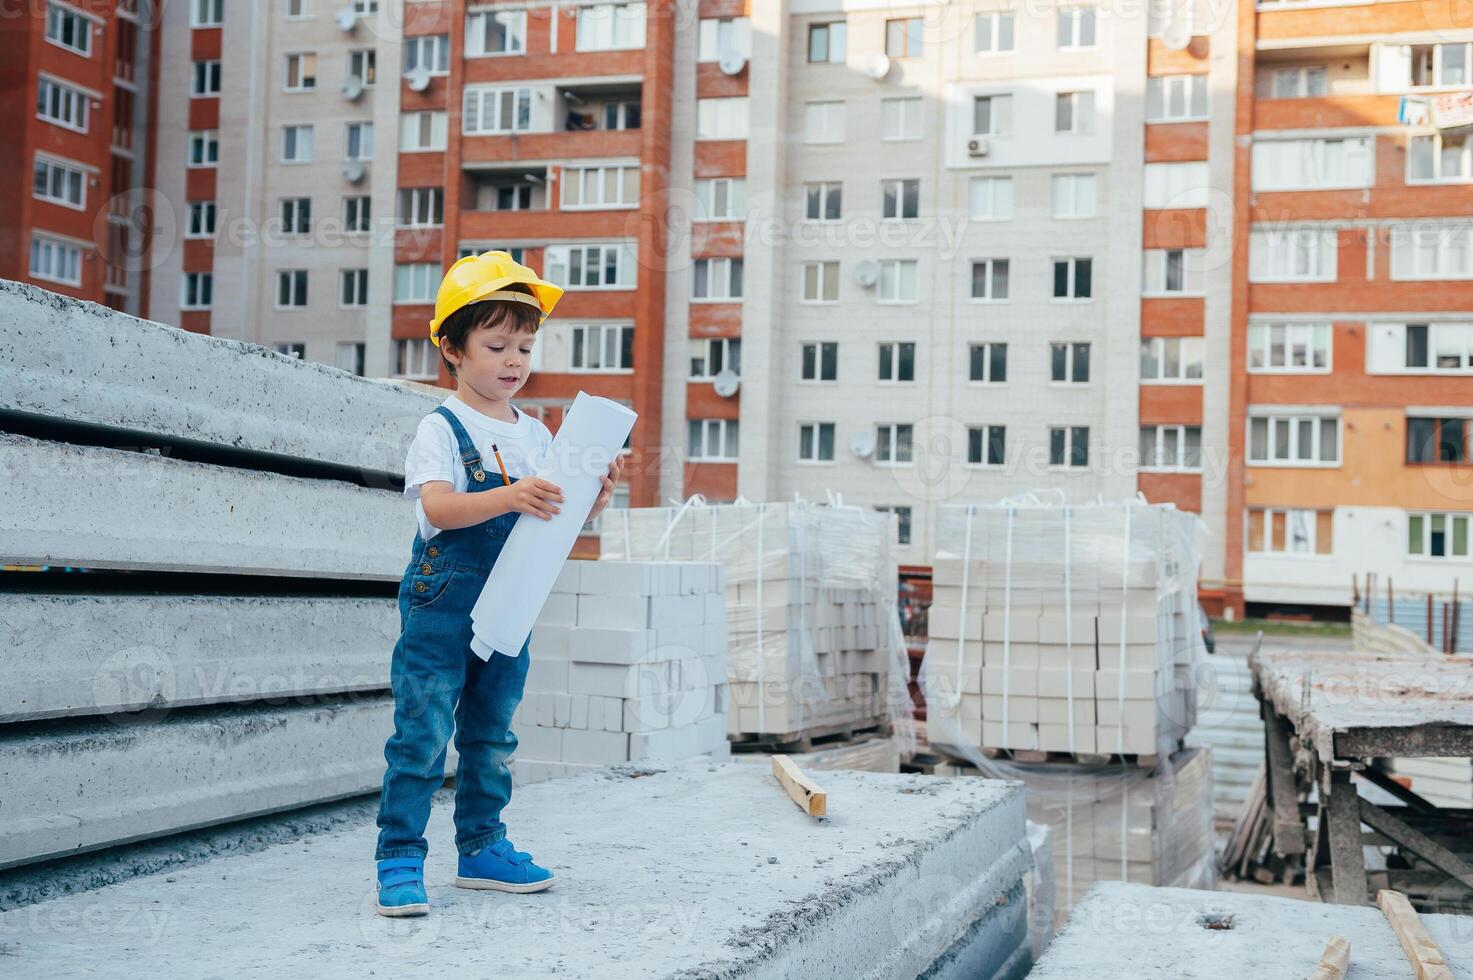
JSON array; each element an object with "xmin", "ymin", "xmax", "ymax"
[{"xmin": 454, "ymin": 839, "xmax": 556, "ymax": 893}]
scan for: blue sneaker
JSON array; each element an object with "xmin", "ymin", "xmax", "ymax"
[
  {"xmin": 454, "ymin": 839, "xmax": 556, "ymax": 893},
  {"xmin": 375, "ymin": 857, "xmax": 430, "ymax": 917}
]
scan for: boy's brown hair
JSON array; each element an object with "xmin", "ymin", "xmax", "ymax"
[{"xmin": 437, "ymin": 283, "xmax": 541, "ymax": 379}]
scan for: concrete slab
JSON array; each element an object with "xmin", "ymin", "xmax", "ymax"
[
  {"xmin": 0, "ymin": 765, "xmax": 1032, "ymax": 979},
  {"xmin": 1030, "ymin": 882, "xmax": 1473, "ymax": 978}
]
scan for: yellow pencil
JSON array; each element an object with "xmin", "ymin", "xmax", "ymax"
[{"xmin": 491, "ymin": 443, "xmax": 511, "ymax": 485}]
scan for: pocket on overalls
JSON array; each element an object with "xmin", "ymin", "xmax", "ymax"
[{"xmin": 407, "ymin": 559, "xmax": 457, "ymax": 610}]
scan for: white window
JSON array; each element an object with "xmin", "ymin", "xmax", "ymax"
[
  {"xmin": 1411, "ymin": 42, "xmax": 1473, "ymax": 88},
  {"xmin": 352, "ymin": 0, "xmax": 377, "ymax": 14},
  {"xmin": 404, "ymin": 34, "xmax": 450, "ymax": 74},
  {"xmin": 692, "ymin": 257, "xmax": 741, "ymax": 299},
  {"xmin": 803, "ymin": 101, "xmax": 844, "ymax": 143},
  {"xmin": 400, "ymin": 111, "xmax": 447, "ymax": 151},
  {"xmin": 688, "ymin": 418, "xmax": 738, "ymax": 460},
  {"xmin": 1142, "ymin": 247, "xmax": 1205, "ymax": 295},
  {"xmin": 1052, "ymin": 257, "xmax": 1093, "ymax": 299},
  {"xmin": 1408, "ymin": 132, "xmax": 1472, "ymax": 184},
  {"xmin": 1052, "ymin": 173, "xmax": 1096, "ymax": 218},
  {"xmin": 878, "ymin": 259, "xmax": 918, "ymax": 302},
  {"xmin": 801, "ymin": 341, "xmax": 838, "ymax": 382},
  {"xmin": 881, "ymin": 97, "xmax": 923, "ymax": 140},
  {"xmin": 28, "ymin": 235, "xmax": 82, "ymax": 286},
  {"xmin": 46, "ymin": 3, "xmax": 93, "ymax": 56},
  {"xmin": 345, "ymin": 121, "xmax": 373, "ymax": 160},
  {"xmin": 287, "ymin": 0, "xmax": 311, "ymax": 19},
  {"xmin": 397, "ymin": 187, "xmax": 443, "ymax": 227},
  {"xmin": 192, "ymin": 60, "xmax": 222, "ymax": 96},
  {"xmin": 186, "ymin": 200, "xmax": 217, "ymax": 238},
  {"xmin": 694, "ymin": 97, "xmax": 748, "ymax": 140},
  {"xmin": 969, "ymin": 342, "xmax": 1007, "ymax": 382},
  {"xmin": 192, "ymin": 0, "xmax": 223, "ymax": 27},
  {"xmin": 463, "ymin": 87, "xmax": 532, "ymax": 135},
  {"xmin": 1246, "ymin": 323, "xmax": 1331, "ymax": 373},
  {"xmin": 284, "ymin": 53, "xmax": 316, "ymax": 91},
  {"xmin": 1049, "ymin": 426, "xmax": 1090, "ymax": 467},
  {"xmin": 562, "ymin": 164, "xmax": 640, "ymax": 208},
  {"xmin": 972, "ymin": 94, "xmax": 1012, "ymax": 136},
  {"xmin": 572, "ymin": 324, "xmax": 635, "ymax": 372},
  {"xmin": 576, "ymin": 2, "xmax": 646, "ymax": 52},
  {"xmin": 548, "ymin": 243, "xmax": 639, "ymax": 289},
  {"xmin": 970, "ymin": 259, "xmax": 1009, "ymax": 301},
  {"xmin": 188, "ymin": 130, "xmax": 219, "ymax": 167},
  {"xmin": 394, "ymin": 262, "xmax": 439, "ymax": 303},
  {"xmin": 348, "ymin": 49, "xmax": 376, "ymax": 85},
  {"xmin": 874, "ymin": 505, "xmax": 913, "ymax": 545},
  {"xmin": 1390, "ymin": 223, "xmax": 1473, "ymax": 279},
  {"xmin": 967, "ymin": 426, "xmax": 1007, "ymax": 467},
  {"xmin": 689, "ymin": 337, "xmax": 739, "ymax": 379},
  {"xmin": 694, "ymin": 178, "xmax": 745, "ymax": 219},
  {"xmin": 36, "ymin": 77, "xmax": 89, "ymax": 132},
  {"xmin": 273, "ymin": 342, "xmax": 305, "ymax": 359},
  {"xmin": 32, "ymin": 156, "xmax": 86, "ymax": 210},
  {"xmin": 875, "ymin": 423, "xmax": 914, "ymax": 465},
  {"xmin": 1050, "ymin": 342, "xmax": 1091, "ymax": 383},
  {"xmin": 340, "ymin": 268, "xmax": 368, "ymax": 307},
  {"xmin": 280, "ymin": 196, "xmax": 311, "ymax": 234},
  {"xmin": 336, "ymin": 342, "xmax": 366, "ymax": 376},
  {"xmin": 1249, "ymin": 227, "xmax": 1338, "ymax": 282},
  {"xmin": 394, "ymin": 338, "xmax": 438, "ymax": 379},
  {"xmin": 1382, "ymin": 322, "xmax": 1473, "ymax": 373},
  {"xmin": 276, "ymin": 270, "xmax": 308, "ymax": 308},
  {"xmin": 181, "ymin": 272, "xmax": 213, "ymax": 309},
  {"xmin": 1057, "ymin": 6, "xmax": 1096, "ymax": 48},
  {"xmin": 1249, "ymin": 508, "xmax": 1332, "ymax": 556},
  {"xmin": 697, "ymin": 17, "xmax": 751, "ymax": 61},
  {"xmin": 1146, "ymin": 75, "xmax": 1208, "ymax": 121},
  {"xmin": 969, "ymin": 176, "xmax": 1013, "ymax": 220},
  {"xmin": 878, "ymin": 341, "xmax": 916, "ymax": 382},
  {"xmin": 1141, "ymin": 336, "xmax": 1205, "ymax": 382},
  {"xmin": 282, "ymin": 125, "xmax": 314, "ymax": 163},
  {"xmin": 1252, "ymin": 137, "xmax": 1373, "ymax": 191},
  {"xmin": 1140, "ymin": 425, "xmax": 1202, "ymax": 471},
  {"xmin": 1143, "ymin": 161, "xmax": 1210, "ymax": 207},
  {"xmin": 1055, "ymin": 91, "xmax": 1095, "ymax": 134},
  {"xmin": 1268, "ymin": 66, "xmax": 1327, "ymax": 99},
  {"xmin": 881, "ymin": 179, "xmax": 919, "ymax": 219},
  {"xmin": 807, "ymin": 21, "xmax": 846, "ymax": 63},
  {"xmin": 466, "ymin": 9, "xmax": 526, "ymax": 56},
  {"xmin": 975, "ymin": 12, "xmax": 1015, "ymax": 53},
  {"xmin": 343, "ymin": 195, "xmax": 371, "ymax": 232},
  {"xmin": 885, "ymin": 17, "xmax": 924, "ymax": 57},
  {"xmin": 798, "ymin": 423, "xmax": 836, "ymax": 463},
  {"xmin": 804, "ymin": 181, "xmax": 842, "ymax": 220},
  {"xmin": 1247, "ymin": 412, "xmax": 1340, "ymax": 465},
  {"xmin": 802, "ymin": 261, "xmax": 840, "ymax": 302},
  {"xmin": 1408, "ymin": 512, "xmax": 1473, "ymax": 560}
]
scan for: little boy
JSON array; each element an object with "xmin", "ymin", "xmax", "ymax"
[{"xmin": 374, "ymin": 251, "xmax": 622, "ymax": 917}]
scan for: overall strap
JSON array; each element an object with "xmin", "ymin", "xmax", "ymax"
[{"xmin": 434, "ymin": 405, "xmax": 488, "ymax": 485}]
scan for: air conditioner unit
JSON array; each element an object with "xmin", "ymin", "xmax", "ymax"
[
  {"xmin": 342, "ymin": 76, "xmax": 365, "ymax": 101},
  {"xmin": 404, "ymin": 65, "xmax": 431, "ymax": 92},
  {"xmin": 967, "ymin": 137, "xmax": 991, "ymax": 158}
]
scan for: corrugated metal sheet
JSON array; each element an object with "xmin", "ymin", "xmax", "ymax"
[{"xmin": 1186, "ymin": 649, "xmax": 1263, "ymax": 827}]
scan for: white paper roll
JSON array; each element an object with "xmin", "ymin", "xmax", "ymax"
[{"xmin": 469, "ymin": 391, "xmax": 637, "ymax": 660}]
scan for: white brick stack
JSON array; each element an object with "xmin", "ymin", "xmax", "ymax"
[{"xmin": 511, "ymin": 558, "xmax": 731, "ymax": 784}]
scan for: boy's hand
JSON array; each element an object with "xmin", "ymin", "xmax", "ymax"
[
  {"xmin": 587, "ymin": 456, "xmax": 625, "ymax": 522},
  {"xmin": 506, "ymin": 477, "xmax": 563, "ymax": 521}
]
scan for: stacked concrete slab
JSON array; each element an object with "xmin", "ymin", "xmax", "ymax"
[{"xmin": 511, "ymin": 558, "xmax": 732, "ymax": 783}]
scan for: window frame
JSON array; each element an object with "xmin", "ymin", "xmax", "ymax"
[
  {"xmin": 1246, "ymin": 412, "xmax": 1342, "ymax": 466},
  {"xmin": 1408, "ymin": 511, "xmax": 1473, "ymax": 561},
  {"xmin": 339, "ymin": 268, "xmax": 369, "ymax": 309},
  {"xmin": 877, "ymin": 341, "xmax": 917, "ymax": 383},
  {"xmin": 1247, "ymin": 507, "xmax": 1334, "ymax": 557},
  {"xmin": 1140, "ymin": 336, "xmax": 1206, "ymax": 384},
  {"xmin": 570, "ymin": 323, "xmax": 636, "ymax": 373},
  {"xmin": 1052, "ymin": 256, "xmax": 1094, "ymax": 301},
  {"xmin": 877, "ymin": 258, "xmax": 919, "ymax": 303},
  {"xmin": 28, "ymin": 233, "xmax": 84, "ymax": 287},
  {"xmin": 969, "ymin": 258, "xmax": 1010, "ymax": 302},
  {"xmin": 966, "ymin": 424, "xmax": 1008, "ymax": 467},
  {"xmin": 969, "ymin": 176, "xmax": 1013, "ymax": 220},
  {"xmin": 1247, "ymin": 322, "xmax": 1333, "ymax": 373},
  {"xmin": 968, "ymin": 341, "xmax": 1008, "ymax": 384},
  {"xmin": 687, "ymin": 418, "xmax": 739, "ymax": 461},
  {"xmin": 797, "ymin": 421, "xmax": 837, "ymax": 464},
  {"xmin": 275, "ymin": 269, "xmax": 309, "ymax": 309},
  {"xmin": 800, "ymin": 341, "xmax": 839, "ymax": 383},
  {"xmin": 874, "ymin": 422, "xmax": 915, "ymax": 466},
  {"xmin": 1139, "ymin": 423, "xmax": 1203, "ymax": 472},
  {"xmin": 1048, "ymin": 425, "xmax": 1091, "ymax": 468},
  {"xmin": 32, "ymin": 154, "xmax": 88, "ymax": 211}
]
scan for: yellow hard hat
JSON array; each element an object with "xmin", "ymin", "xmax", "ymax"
[{"xmin": 428, "ymin": 250, "xmax": 564, "ymax": 347}]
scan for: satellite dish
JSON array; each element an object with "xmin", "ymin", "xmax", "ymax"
[
  {"xmin": 713, "ymin": 369, "xmax": 740, "ymax": 397},
  {"xmin": 334, "ymin": 6, "xmax": 358, "ymax": 31},
  {"xmin": 718, "ymin": 50, "xmax": 747, "ymax": 76},
  {"xmin": 405, "ymin": 65, "xmax": 431, "ymax": 92},
  {"xmin": 1162, "ymin": 18, "xmax": 1191, "ymax": 51},
  {"xmin": 853, "ymin": 260, "xmax": 879, "ymax": 288},
  {"xmin": 850, "ymin": 433, "xmax": 876, "ymax": 459},
  {"xmin": 342, "ymin": 76, "xmax": 364, "ymax": 101},
  {"xmin": 342, "ymin": 158, "xmax": 366, "ymax": 183},
  {"xmin": 863, "ymin": 52, "xmax": 891, "ymax": 80}
]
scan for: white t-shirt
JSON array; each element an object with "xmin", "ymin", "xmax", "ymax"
[{"xmin": 403, "ymin": 395, "xmax": 554, "ymax": 541}]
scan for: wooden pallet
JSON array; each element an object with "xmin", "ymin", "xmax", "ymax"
[
  {"xmin": 979, "ymin": 746, "xmax": 1161, "ymax": 769},
  {"xmin": 730, "ymin": 719, "xmax": 892, "ymax": 755}
]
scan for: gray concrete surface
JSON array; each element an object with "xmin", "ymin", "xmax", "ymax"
[
  {"xmin": 1030, "ymin": 881, "xmax": 1473, "ymax": 978},
  {"xmin": 0, "ymin": 279, "xmax": 437, "ymax": 478},
  {"xmin": 0, "ymin": 764, "xmax": 1032, "ymax": 979}
]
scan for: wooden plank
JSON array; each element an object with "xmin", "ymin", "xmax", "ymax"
[
  {"xmin": 1377, "ymin": 889, "xmax": 1455, "ymax": 980},
  {"xmin": 1265, "ymin": 707, "xmax": 1306, "ymax": 855},
  {"xmin": 771, "ymin": 755, "xmax": 827, "ymax": 818},
  {"xmin": 1307, "ymin": 935, "xmax": 1350, "ymax": 980},
  {"xmin": 1357, "ymin": 765, "xmax": 1438, "ymax": 816},
  {"xmin": 1359, "ymin": 798, "xmax": 1473, "ymax": 894},
  {"xmin": 1325, "ymin": 770, "xmax": 1367, "ymax": 904}
]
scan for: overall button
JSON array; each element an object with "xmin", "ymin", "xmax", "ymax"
[
  {"xmin": 427, "ymin": 546, "xmax": 439, "ymax": 557},
  {"xmin": 420, "ymin": 563, "xmax": 433, "ymax": 575},
  {"xmin": 415, "ymin": 582, "xmax": 427, "ymax": 593}
]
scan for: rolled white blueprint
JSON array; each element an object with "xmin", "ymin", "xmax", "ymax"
[{"xmin": 469, "ymin": 391, "xmax": 637, "ymax": 660}]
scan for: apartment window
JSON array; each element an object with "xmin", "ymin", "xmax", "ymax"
[
  {"xmin": 192, "ymin": 0, "xmax": 223, "ymax": 27},
  {"xmin": 548, "ymin": 244, "xmax": 639, "ymax": 290},
  {"xmin": 282, "ymin": 125, "xmax": 314, "ymax": 163},
  {"xmin": 287, "ymin": 0, "xmax": 311, "ymax": 18},
  {"xmin": 463, "ymin": 87, "xmax": 532, "ymax": 135},
  {"xmin": 1052, "ymin": 173, "xmax": 1096, "ymax": 218},
  {"xmin": 1057, "ymin": 6, "xmax": 1097, "ymax": 48},
  {"xmin": 1141, "ymin": 336, "xmax": 1205, "ymax": 382},
  {"xmin": 694, "ymin": 178, "xmax": 745, "ymax": 220},
  {"xmin": 336, "ymin": 342, "xmax": 366, "ymax": 377},
  {"xmin": 970, "ymin": 259, "xmax": 1010, "ymax": 301},
  {"xmin": 345, "ymin": 122, "xmax": 373, "ymax": 160},
  {"xmin": 875, "ymin": 423, "xmax": 914, "ymax": 464},
  {"xmin": 1050, "ymin": 342, "xmax": 1091, "ymax": 383},
  {"xmin": 1146, "ymin": 75, "xmax": 1207, "ymax": 121},
  {"xmin": 878, "ymin": 260, "xmax": 918, "ymax": 302},
  {"xmin": 399, "ymin": 111, "xmax": 447, "ymax": 151},
  {"xmin": 1402, "ymin": 323, "xmax": 1473, "ymax": 372},
  {"xmin": 597, "ymin": 98, "xmax": 641, "ymax": 131},
  {"xmin": 394, "ymin": 262, "xmax": 439, "ymax": 303},
  {"xmin": 1268, "ymin": 66, "xmax": 1327, "ymax": 99},
  {"xmin": 973, "ymin": 94, "xmax": 1012, "ymax": 136},
  {"xmin": 1411, "ymin": 43, "xmax": 1472, "ymax": 87},
  {"xmin": 340, "ymin": 268, "xmax": 368, "ymax": 307},
  {"xmin": 186, "ymin": 201, "xmax": 216, "ymax": 238},
  {"xmin": 397, "ymin": 187, "xmax": 443, "ymax": 227},
  {"xmin": 1049, "ymin": 427, "xmax": 1090, "ymax": 468},
  {"xmin": 692, "ymin": 96, "xmax": 748, "ymax": 140},
  {"xmin": 28, "ymin": 235, "xmax": 82, "ymax": 286},
  {"xmin": 875, "ymin": 505, "xmax": 913, "ymax": 545},
  {"xmin": 808, "ymin": 21, "xmax": 847, "ymax": 63},
  {"xmin": 353, "ymin": 0, "xmax": 378, "ymax": 13},
  {"xmin": 284, "ymin": 53, "xmax": 316, "ymax": 91},
  {"xmin": 1408, "ymin": 132, "xmax": 1472, "ymax": 183},
  {"xmin": 348, "ymin": 49, "xmax": 376, "ymax": 85},
  {"xmin": 1247, "ymin": 413, "xmax": 1340, "ymax": 465},
  {"xmin": 804, "ymin": 182, "xmax": 842, "ymax": 221},
  {"xmin": 36, "ymin": 77, "xmax": 89, "ymax": 132},
  {"xmin": 1407, "ymin": 417, "xmax": 1470, "ymax": 464},
  {"xmin": 562, "ymin": 164, "xmax": 640, "ymax": 209},
  {"xmin": 803, "ymin": 101, "xmax": 844, "ymax": 143},
  {"xmin": 698, "ymin": 17, "xmax": 751, "ymax": 62},
  {"xmin": 969, "ymin": 342, "xmax": 1007, "ymax": 382},
  {"xmin": 689, "ymin": 337, "xmax": 739, "ymax": 379},
  {"xmin": 32, "ymin": 156, "xmax": 86, "ymax": 210},
  {"xmin": 394, "ymin": 338, "xmax": 438, "ymax": 379},
  {"xmin": 343, "ymin": 195, "xmax": 371, "ymax": 232},
  {"xmin": 801, "ymin": 342, "xmax": 838, "ymax": 382},
  {"xmin": 275, "ymin": 343, "xmax": 306, "ymax": 362},
  {"xmin": 885, "ymin": 17, "xmax": 923, "ymax": 58},
  {"xmin": 1055, "ymin": 91, "xmax": 1095, "ymax": 134},
  {"xmin": 45, "ymin": 3, "xmax": 93, "ymax": 56},
  {"xmin": 575, "ymin": 2, "xmax": 647, "ymax": 52},
  {"xmin": 572, "ymin": 324, "xmax": 635, "ymax": 372},
  {"xmin": 1140, "ymin": 425, "xmax": 1202, "ymax": 470},
  {"xmin": 1249, "ymin": 509, "xmax": 1333, "ymax": 556},
  {"xmin": 1144, "ymin": 161, "xmax": 1209, "ymax": 207},
  {"xmin": 181, "ymin": 272, "xmax": 212, "ymax": 309},
  {"xmin": 188, "ymin": 130, "xmax": 219, "ymax": 167},
  {"xmin": 798, "ymin": 423, "xmax": 836, "ymax": 463},
  {"xmin": 1249, "ymin": 228, "xmax": 1337, "ymax": 282},
  {"xmin": 192, "ymin": 60, "xmax": 222, "ymax": 96},
  {"xmin": 688, "ymin": 419, "xmax": 739, "ymax": 460},
  {"xmin": 1053, "ymin": 257, "xmax": 1093, "ymax": 299},
  {"xmin": 975, "ymin": 12, "xmax": 1015, "ymax": 53},
  {"xmin": 1247, "ymin": 323, "xmax": 1331, "ymax": 372},
  {"xmin": 276, "ymin": 270, "xmax": 308, "ymax": 308},
  {"xmin": 802, "ymin": 261, "xmax": 840, "ymax": 302},
  {"xmin": 403, "ymin": 35, "xmax": 450, "ymax": 74},
  {"xmin": 878, "ymin": 342, "xmax": 916, "ymax": 382},
  {"xmin": 967, "ymin": 425, "xmax": 1007, "ymax": 466},
  {"xmin": 1252, "ymin": 137, "xmax": 1372, "ymax": 191},
  {"xmin": 881, "ymin": 98, "xmax": 922, "ymax": 140},
  {"xmin": 881, "ymin": 179, "xmax": 919, "ymax": 220},
  {"xmin": 960, "ymin": 179, "xmax": 1011, "ymax": 222},
  {"xmin": 1409, "ymin": 512, "xmax": 1472, "ymax": 559},
  {"xmin": 280, "ymin": 197, "xmax": 311, "ymax": 234},
  {"xmin": 466, "ymin": 9, "xmax": 526, "ymax": 56},
  {"xmin": 692, "ymin": 257, "xmax": 742, "ymax": 300},
  {"xmin": 1143, "ymin": 248, "xmax": 1205, "ymax": 295},
  {"xmin": 1390, "ymin": 223, "xmax": 1473, "ymax": 280}
]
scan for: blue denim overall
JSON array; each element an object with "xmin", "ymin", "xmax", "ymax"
[{"xmin": 375, "ymin": 405, "xmax": 532, "ymax": 861}]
